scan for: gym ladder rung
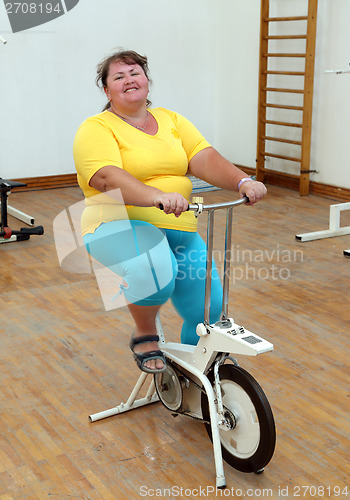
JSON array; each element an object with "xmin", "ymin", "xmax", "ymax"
[
  {"xmin": 264, "ymin": 53, "xmax": 306, "ymax": 58},
  {"xmin": 262, "ymin": 136, "xmax": 302, "ymax": 146},
  {"xmin": 264, "ymin": 35, "xmax": 307, "ymax": 40},
  {"xmin": 263, "ymin": 119, "xmax": 303, "ymax": 128},
  {"xmin": 263, "ymin": 70, "xmax": 305, "ymax": 76},
  {"xmin": 261, "ymin": 152, "xmax": 301, "ymax": 162},
  {"xmin": 263, "ymin": 103, "xmax": 304, "ymax": 111},
  {"xmin": 265, "ymin": 16, "xmax": 308, "ymax": 22},
  {"xmin": 264, "ymin": 87, "xmax": 305, "ymax": 94}
]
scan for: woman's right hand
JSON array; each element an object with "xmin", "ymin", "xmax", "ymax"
[{"xmin": 154, "ymin": 192, "xmax": 189, "ymax": 218}]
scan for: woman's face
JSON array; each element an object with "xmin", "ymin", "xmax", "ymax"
[{"xmin": 104, "ymin": 60, "xmax": 149, "ymax": 112}]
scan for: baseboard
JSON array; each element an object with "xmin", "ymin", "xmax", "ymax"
[
  {"xmin": 10, "ymin": 169, "xmax": 350, "ymax": 202},
  {"xmin": 11, "ymin": 173, "xmax": 78, "ymax": 192}
]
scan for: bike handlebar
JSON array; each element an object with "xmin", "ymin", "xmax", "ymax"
[
  {"xmin": 188, "ymin": 196, "xmax": 249, "ymax": 212},
  {"xmin": 159, "ymin": 196, "xmax": 249, "ymax": 214}
]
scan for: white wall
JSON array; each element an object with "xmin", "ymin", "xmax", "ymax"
[
  {"xmin": 0, "ymin": 0, "xmax": 216, "ymax": 178},
  {"xmin": 0, "ymin": 0, "xmax": 349, "ymax": 189},
  {"xmin": 213, "ymin": 0, "xmax": 261, "ymax": 168},
  {"xmin": 311, "ymin": 0, "xmax": 350, "ymax": 188}
]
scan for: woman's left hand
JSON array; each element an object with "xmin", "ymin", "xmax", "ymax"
[{"xmin": 239, "ymin": 180, "xmax": 267, "ymax": 205}]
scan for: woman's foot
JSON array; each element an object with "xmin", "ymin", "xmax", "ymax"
[{"xmin": 130, "ymin": 332, "xmax": 166, "ymax": 373}]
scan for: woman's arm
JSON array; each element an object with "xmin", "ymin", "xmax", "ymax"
[
  {"xmin": 188, "ymin": 147, "xmax": 266, "ymax": 204},
  {"xmin": 89, "ymin": 165, "xmax": 188, "ymax": 217}
]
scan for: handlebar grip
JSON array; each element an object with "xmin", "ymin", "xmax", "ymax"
[
  {"xmin": 158, "ymin": 203, "xmax": 190, "ymax": 211},
  {"xmin": 19, "ymin": 226, "xmax": 44, "ymax": 235}
]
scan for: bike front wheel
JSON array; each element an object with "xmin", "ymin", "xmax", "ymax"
[{"xmin": 201, "ymin": 364, "xmax": 276, "ymax": 473}]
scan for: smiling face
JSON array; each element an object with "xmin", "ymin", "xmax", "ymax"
[{"xmin": 104, "ymin": 60, "xmax": 150, "ymax": 114}]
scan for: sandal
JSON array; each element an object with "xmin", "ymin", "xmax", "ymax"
[{"xmin": 129, "ymin": 333, "xmax": 167, "ymax": 374}]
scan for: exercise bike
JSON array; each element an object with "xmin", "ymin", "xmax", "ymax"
[{"xmin": 89, "ymin": 196, "xmax": 276, "ymax": 489}]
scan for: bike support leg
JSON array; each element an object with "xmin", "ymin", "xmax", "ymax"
[
  {"xmin": 164, "ymin": 351, "xmax": 227, "ymax": 489},
  {"xmin": 203, "ymin": 375, "xmax": 227, "ymax": 489},
  {"xmin": 89, "ymin": 372, "xmax": 159, "ymax": 422}
]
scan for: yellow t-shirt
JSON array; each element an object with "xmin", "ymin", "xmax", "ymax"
[{"xmin": 73, "ymin": 107, "xmax": 211, "ymax": 235}]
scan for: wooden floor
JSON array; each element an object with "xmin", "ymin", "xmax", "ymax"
[{"xmin": 1, "ymin": 185, "xmax": 349, "ymax": 499}]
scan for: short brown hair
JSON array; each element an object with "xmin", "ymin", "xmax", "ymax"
[{"xmin": 96, "ymin": 50, "xmax": 152, "ymax": 110}]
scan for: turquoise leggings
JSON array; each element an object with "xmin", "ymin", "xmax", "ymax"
[{"xmin": 83, "ymin": 220, "xmax": 223, "ymax": 345}]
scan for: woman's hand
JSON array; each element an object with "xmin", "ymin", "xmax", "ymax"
[
  {"xmin": 239, "ymin": 180, "xmax": 267, "ymax": 205},
  {"xmin": 154, "ymin": 192, "xmax": 189, "ymax": 217}
]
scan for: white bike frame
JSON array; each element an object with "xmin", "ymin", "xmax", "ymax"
[{"xmin": 89, "ymin": 198, "xmax": 274, "ymax": 488}]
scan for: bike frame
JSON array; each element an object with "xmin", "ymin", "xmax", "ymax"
[{"xmin": 89, "ymin": 197, "xmax": 274, "ymax": 488}]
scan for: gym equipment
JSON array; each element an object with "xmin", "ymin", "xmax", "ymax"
[
  {"xmin": 89, "ymin": 196, "xmax": 276, "ymax": 488},
  {"xmin": 0, "ymin": 178, "xmax": 44, "ymax": 243},
  {"xmin": 296, "ymin": 201, "xmax": 350, "ymax": 257}
]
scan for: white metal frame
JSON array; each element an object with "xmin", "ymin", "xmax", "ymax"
[
  {"xmin": 7, "ymin": 204, "xmax": 35, "ymax": 226},
  {"xmin": 296, "ymin": 202, "xmax": 350, "ymax": 247}
]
